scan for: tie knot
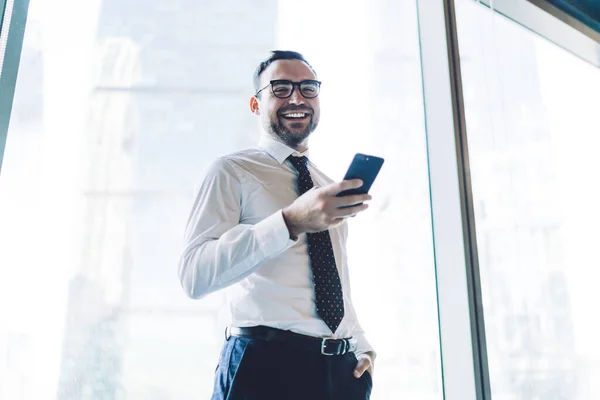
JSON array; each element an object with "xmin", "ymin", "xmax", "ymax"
[{"xmin": 288, "ymin": 155, "xmax": 309, "ymax": 172}]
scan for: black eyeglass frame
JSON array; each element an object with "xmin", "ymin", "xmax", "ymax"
[{"xmin": 255, "ymin": 79, "xmax": 322, "ymax": 99}]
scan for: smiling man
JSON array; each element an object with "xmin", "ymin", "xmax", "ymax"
[{"xmin": 178, "ymin": 50, "xmax": 375, "ymax": 400}]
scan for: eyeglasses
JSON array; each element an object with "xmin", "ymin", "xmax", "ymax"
[{"xmin": 256, "ymin": 79, "xmax": 322, "ymax": 99}]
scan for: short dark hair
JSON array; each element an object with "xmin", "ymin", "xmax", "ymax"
[{"xmin": 253, "ymin": 50, "xmax": 317, "ymax": 94}]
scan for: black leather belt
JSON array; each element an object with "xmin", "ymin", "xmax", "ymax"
[{"xmin": 226, "ymin": 325, "xmax": 357, "ymax": 356}]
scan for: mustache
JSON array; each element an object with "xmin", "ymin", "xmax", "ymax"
[{"xmin": 278, "ymin": 105, "xmax": 313, "ymax": 115}]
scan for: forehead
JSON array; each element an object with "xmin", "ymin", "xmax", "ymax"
[{"xmin": 261, "ymin": 59, "xmax": 317, "ymax": 85}]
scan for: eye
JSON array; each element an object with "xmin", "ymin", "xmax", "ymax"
[
  {"xmin": 301, "ymin": 82, "xmax": 319, "ymax": 94},
  {"xmin": 272, "ymin": 84, "xmax": 291, "ymax": 95}
]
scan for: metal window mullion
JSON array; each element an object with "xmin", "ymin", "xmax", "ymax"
[
  {"xmin": 1, "ymin": 0, "xmax": 8, "ymax": 33},
  {"xmin": 0, "ymin": 0, "xmax": 30, "ymax": 173},
  {"xmin": 416, "ymin": 1, "xmax": 491, "ymax": 399}
]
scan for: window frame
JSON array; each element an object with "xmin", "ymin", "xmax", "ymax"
[{"xmin": 0, "ymin": 0, "xmax": 30, "ymax": 172}]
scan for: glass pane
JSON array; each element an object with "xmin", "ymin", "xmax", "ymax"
[
  {"xmin": 0, "ymin": 0, "xmax": 442, "ymax": 399},
  {"xmin": 456, "ymin": 1, "xmax": 600, "ymax": 399}
]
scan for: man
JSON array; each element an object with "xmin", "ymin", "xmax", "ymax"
[{"xmin": 178, "ymin": 50, "xmax": 375, "ymax": 400}]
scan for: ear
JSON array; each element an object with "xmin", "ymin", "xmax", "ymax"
[{"xmin": 249, "ymin": 96, "xmax": 260, "ymax": 115}]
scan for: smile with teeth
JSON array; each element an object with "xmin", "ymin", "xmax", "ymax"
[{"xmin": 282, "ymin": 112, "xmax": 309, "ymax": 119}]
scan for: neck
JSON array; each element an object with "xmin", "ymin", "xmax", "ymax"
[
  {"xmin": 265, "ymin": 131, "xmax": 309, "ymax": 153},
  {"xmin": 294, "ymin": 142, "xmax": 308, "ymax": 153}
]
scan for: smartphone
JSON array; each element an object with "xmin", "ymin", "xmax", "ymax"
[{"xmin": 336, "ymin": 153, "xmax": 385, "ymax": 200}]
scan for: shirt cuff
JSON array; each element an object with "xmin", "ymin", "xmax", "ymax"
[
  {"xmin": 356, "ymin": 352, "xmax": 374, "ymax": 367},
  {"xmin": 354, "ymin": 335, "xmax": 376, "ymax": 362},
  {"xmin": 253, "ymin": 210, "xmax": 297, "ymax": 258}
]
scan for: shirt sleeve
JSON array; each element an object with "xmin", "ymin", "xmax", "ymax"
[{"xmin": 178, "ymin": 157, "xmax": 297, "ymax": 299}]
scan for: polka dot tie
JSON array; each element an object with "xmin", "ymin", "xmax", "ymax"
[{"xmin": 288, "ymin": 156, "xmax": 345, "ymax": 333}]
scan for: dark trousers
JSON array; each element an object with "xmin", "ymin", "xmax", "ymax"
[{"xmin": 211, "ymin": 335, "xmax": 373, "ymax": 400}]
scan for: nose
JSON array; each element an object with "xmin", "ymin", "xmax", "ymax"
[{"xmin": 288, "ymin": 86, "xmax": 305, "ymax": 105}]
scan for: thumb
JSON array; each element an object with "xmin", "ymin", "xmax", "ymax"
[{"xmin": 353, "ymin": 359, "xmax": 368, "ymax": 378}]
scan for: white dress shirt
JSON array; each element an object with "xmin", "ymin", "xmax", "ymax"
[{"xmin": 178, "ymin": 134, "xmax": 375, "ymax": 359}]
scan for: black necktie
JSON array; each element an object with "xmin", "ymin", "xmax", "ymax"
[{"xmin": 288, "ymin": 156, "xmax": 345, "ymax": 333}]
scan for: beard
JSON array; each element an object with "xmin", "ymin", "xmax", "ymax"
[{"xmin": 267, "ymin": 114, "xmax": 318, "ymax": 149}]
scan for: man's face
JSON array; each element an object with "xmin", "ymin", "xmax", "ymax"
[{"xmin": 251, "ymin": 60, "xmax": 321, "ymax": 150}]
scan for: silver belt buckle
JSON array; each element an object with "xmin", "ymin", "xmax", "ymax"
[{"xmin": 321, "ymin": 338, "xmax": 348, "ymax": 356}]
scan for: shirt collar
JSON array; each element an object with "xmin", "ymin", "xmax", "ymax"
[{"xmin": 258, "ymin": 134, "xmax": 310, "ymax": 164}]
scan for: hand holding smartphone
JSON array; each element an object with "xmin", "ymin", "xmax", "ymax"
[{"xmin": 336, "ymin": 153, "xmax": 384, "ymax": 207}]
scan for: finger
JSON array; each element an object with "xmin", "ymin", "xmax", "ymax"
[
  {"xmin": 332, "ymin": 193, "xmax": 372, "ymax": 207},
  {"xmin": 325, "ymin": 179, "xmax": 363, "ymax": 196},
  {"xmin": 333, "ymin": 203, "xmax": 369, "ymax": 219},
  {"xmin": 332, "ymin": 203, "xmax": 369, "ymax": 219},
  {"xmin": 353, "ymin": 358, "xmax": 370, "ymax": 378}
]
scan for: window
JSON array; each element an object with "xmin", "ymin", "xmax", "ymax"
[
  {"xmin": 456, "ymin": 0, "xmax": 600, "ymax": 398},
  {"xmin": 0, "ymin": 0, "xmax": 442, "ymax": 398}
]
